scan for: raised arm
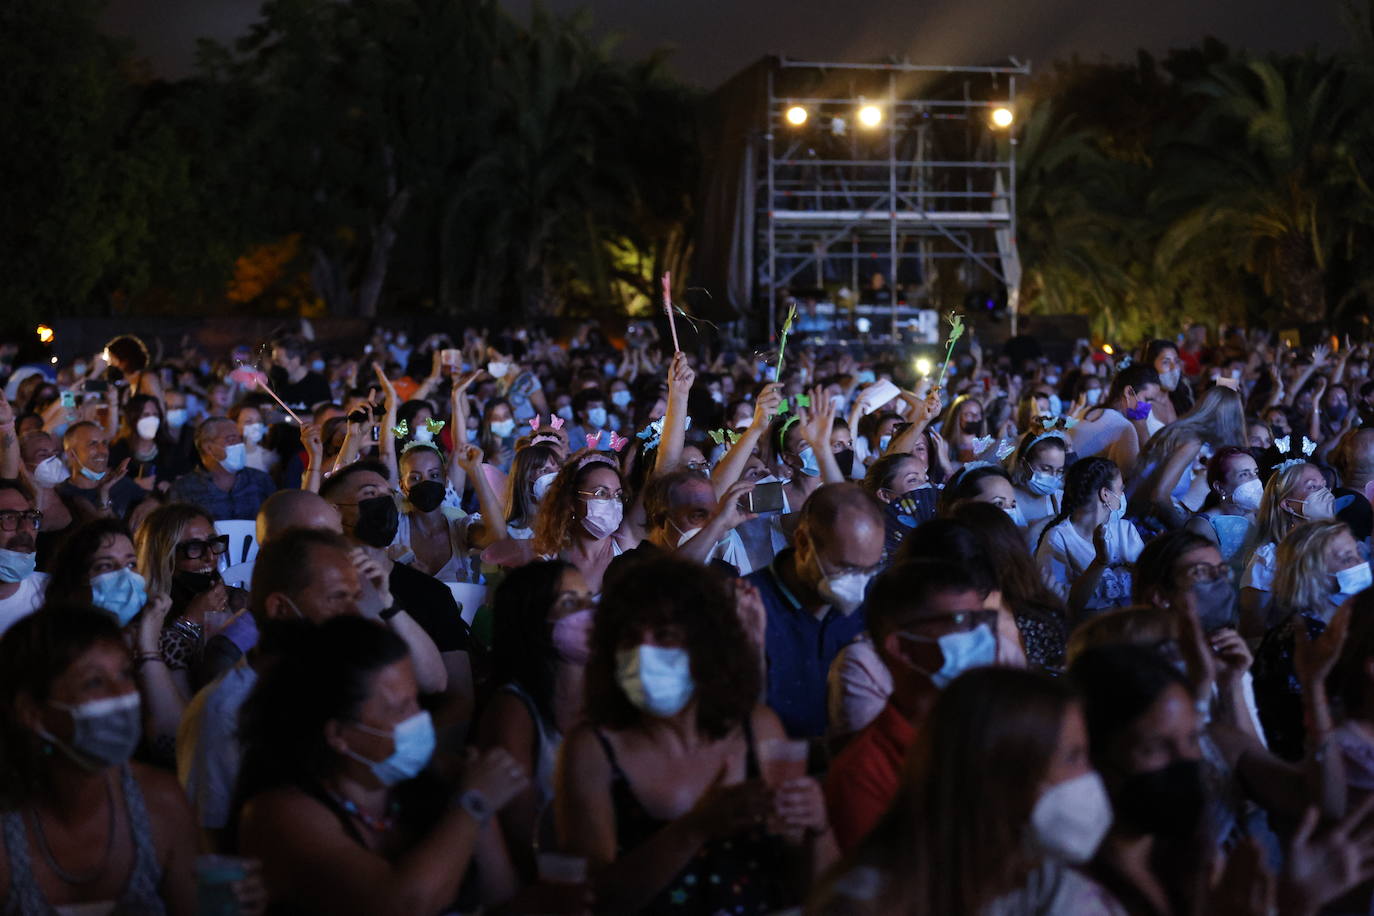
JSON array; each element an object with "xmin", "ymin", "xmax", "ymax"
[
  {"xmin": 300, "ymin": 422, "xmax": 324, "ymax": 492},
  {"xmin": 711, "ymin": 383, "xmax": 782, "ymax": 496},
  {"xmin": 797, "ymin": 386, "xmax": 844, "ymax": 484},
  {"xmin": 885, "ymin": 388, "xmax": 941, "ymax": 458},
  {"xmin": 374, "ymin": 363, "xmax": 399, "ymax": 486},
  {"xmin": 656, "ymin": 352, "xmax": 695, "ymax": 476},
  {"xmin": 445, "ymin": 370, "xmax": 484, "ymax": 497},
  {"xmin": 454, "ymin": 444, "xmax": 508, "ymax": 549},
  {"xmin": 0, "ymin": 394, "xmax": 18, "ymax": 479}
]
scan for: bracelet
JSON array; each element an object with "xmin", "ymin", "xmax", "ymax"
[
  {"xmin": 134, "ymin": 652, "xmax": 164, "ymax": 670},
  {"xmin": 455, "ymin": 789, "xmax": 493, "ymax": 824},
  {"xmin": 379, "ymin": 604, "xmax": 402, "ymax": 621}
]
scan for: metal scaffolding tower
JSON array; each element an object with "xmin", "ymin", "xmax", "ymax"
[{"xmin": 760, "ymin": 58, "xmax": 1030, "ymax": 342}]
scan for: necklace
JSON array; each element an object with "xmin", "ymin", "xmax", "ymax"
[
  {"xmin": 30, "ymin": 773, "xmax": 117, "ymax": 886},
  {"xmin": 324, "ymin": 787, "xmax": 397, "ymax": 834}
]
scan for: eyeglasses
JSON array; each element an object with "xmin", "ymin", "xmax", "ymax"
[
  {"xmin": 0, "ymin": 510, "xmax": 42, "ymax": 532},
  {"xmin": 1179, "ymin": 562, "xmax": 1231, "ymax": 584},
  {"xmin": 908, "ymin": 609, "xmax": 998, "ymax": 633},
  {"xmin": 577, "ymin": 488, "xmax": 626, "ymax": 503},
  {"xmin": 176, "ymin": 535, "xmax": 230, "ymax": 560},
  {"xmin": 684, "ymin": 461, "xmax": 709, "ymax": 472}
]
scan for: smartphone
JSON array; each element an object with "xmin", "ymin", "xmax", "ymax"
[
  {"xmin": 81, "ymin": 379, "xmax": 108, "ymax": 394},
  {"xmin": 440, "ymin": 348, "xmax": 462, "ymax": 368},
  {"xmin": 60, "ymin": 391, "xmax": 76, "ymax": 409},
  {"xmin": 370, "ymin": 425, "xmax": 379, "ymax": 443},
  {"xmin": 745, "ymin": 480, "xmax": 785, "ymax": 514}
]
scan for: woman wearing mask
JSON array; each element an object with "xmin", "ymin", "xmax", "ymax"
[
  {"xmin": 230, "ymin": 403, "xmax": 277, "ymax": 477},
  {"xmin": 940, "ymin": 464, "xmax": 1021, "ymax": 523},
  {"xmin": 607, "ymin": 380, "xmax": 634, "ymax": 431},
  {"xmin": 1131, "ymin": 386, "xmax": 1247, "ymax": 529},
  {"xmin": 812, "ymin": 667, "xmax": 1121, "ymax": 915},
  {"xmin": 479, "ymin": 398, "xmax": 518, "ymax": 472},
  {"xmin": 1144, "ymin": 339, "xmax": 1186, "ymax": 423},
  {"xmin": 502, "ymin": 444, "xmax": 561, "ymax": 541},
  {"xmin": 765, "ymin": 391, "xmax": 844, "ymax": 517},
  {"xmin": 234, "ymin": 616, "xmax": 528, "ymax": 915},
  {"xmin": 0, "ymin": 607, "xmax": 198, "ymax": 915},
  {"xmin": 475, "ymin": 560, "xmax": 593, "ymax": 877},
  {"xmin": 108, "ymin": 394, "xmax": 184, "ymax": 492},
  {"xmin": 395, "ymin": 443, "xmax": 506, "ymax": 583},
  {"xmin": 1009, "ymin": 429, "xmax": 1068, "ymax": 533},
  {"xmin": 557, "ymin": 556, "xmax": 834, "ymax": 914},
  {"xmin": 1240, "ymin": 461, "xmax": 1333, "ymax": 639},
  {"xmin": 1036, "ymin": 457, "xmax": 1143, "ymax": 621},
  {"xmin": 1185, "ymin": 447, "xmax": 1263, "ymax": 569},
  {"xmin": 1254, "ymin": 519, "xmax": 1370, "ymax": 761},
  {"xmin": 862, "ymin": 454, "xmax": 934, "ymax": 564},
  {"xmin": 533, "ymin": 451, "xmax": 639, "ymax": 593},
  {"xmin": 937, "ymin": 394, "xmax": 990, "ymax": 464},
  {"xmin": 853, "ymin": 410, "xmax": 901, "ymax": 475}
]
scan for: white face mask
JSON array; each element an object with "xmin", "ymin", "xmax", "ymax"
[
  {"xmin": 33, "ymin": 454, "xmax": 69, "ymax": 488},
  {"xmin": 1230, "ymin": 478, "xmax": 1263, "ymax": 512},
  {"xmin": 1336, "ymin": 561, "xmax": 1373, "ymax": 596},
  {"xmin": 1030, "ymin": 771, "xmax": 1113, "ymax": 864},
  {"xmin": 1084, "ymin": 388, "xmax": 1103, "ymax": 406},
  {"xmin": 135, "ymin": 415, "xmax": 161, "ymax": 440},
  {"xmin": 615, "ymin": 645, "xmax": 694, "ymax": 718},
  {"xmin": 1158, "ymin": 367, "xmax": 1181, "ymax": 391},
  {"xmin": 532, "ymin": 471, "xmax": 558, "ymax": 502},
  {"xmin": 816, "ymin": 554, "xmax": 873, "ymax": 615},
  {"xmin": 581, "ymin": 497, "xmax": 623, "ymax": 539},
  {"xmin": 411, "ymin": 425, "xmax": 434, "ymax": 444},
  {"xmin": 487, "ymin": 361, "xmax": 510, "ymax": 379},
  {"xmin": 220, "ymin": 442, "xmax": 247, "ymax": 473},
  {"xmin": 164, "ymin": 407, "xmax": 188, "ymax": 430},
  {"xmin": 241, "ymin": 422, "xmax": 265, "ymax": 445}
]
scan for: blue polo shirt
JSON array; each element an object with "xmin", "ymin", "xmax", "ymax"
[{"xmin": 747, "ymin": 548, "xmax": 867, "ymax": 738}]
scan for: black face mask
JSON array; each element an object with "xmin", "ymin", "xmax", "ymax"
[
  {"xmin": 962, "ymin": 420, "xmax": 982, "ymax": 435},
  {"xmin": 354, "ymin": 495, "xmax": 400, "ymax": 548},
  {"xmin": 407, "ymin": 480, "xmax": 446, "ymax": 514},
  {"xmin": 834, "ymin": 449, "xmax": 855, "ymax": 478},
  {"xmin": 1192, "ymin": 578, "xmax": 1237, "ymax": 634},
  {"xmin": 171, "ymin": 568, "xmax": 219, "ymax": 606},
  {"xmin": 1114, "ymin": 759, "xmax": 1206, "ymax": 837}
]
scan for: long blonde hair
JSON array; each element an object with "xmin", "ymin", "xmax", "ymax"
[
  {"xmin": 1273, "ymin": 520, "xmax": 1349, "ymax": 617},
  {"xmin": 1137, "ymin": 386, "xmax": 1246, "ymax": 471},
  {"xmin": 134, "ymin": 502, "xmax": 216, "ymax": 600},
  {"xmin": 1245, "ymin": 462, "xmax": 1318, "ymax": 567}
]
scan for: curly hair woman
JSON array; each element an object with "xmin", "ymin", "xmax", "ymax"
[
  {"xmin": 556, "ymin": 555, "xmax": 836, "ymax": 913},
  {"xmin": 532, "ymin": 450, "xmax": 638, "ymax": 593}
]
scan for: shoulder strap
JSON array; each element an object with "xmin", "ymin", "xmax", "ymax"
[
  {"xmin": 741, "ymin": 715, "xmax": 761, "ymax": 779},
  {"xmin": 591, "ymin": 729, "xmax": 629, "ymax": 785},
  {"xmin": 117, "ymin": 764, "xmax": 167, "ymax": 913}
]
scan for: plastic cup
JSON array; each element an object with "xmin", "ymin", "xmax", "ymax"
[
  {"xmin": 195, "ymin": 854, "xmax": 247, "ymax": 916},
  {"xmin": 757, "ymin": 738, "xmax": 809, "ymax": 787}
]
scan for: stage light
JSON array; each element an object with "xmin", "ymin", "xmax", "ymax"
[
  {"xmin": 785, "ymin": 106, "xmax": 808, "ymax": 126},
  {"xmin": 1102, "ymin": 344, "xmax": 1114, "ymax": 356},
  {"xmin": 36, "ymin": 325, "xmax": 53, "ymax": 344},
  {"xmin": 990, "ymin": 107, "xmax": 1014, "ymax": 128},
  {"xmin": 857, "ymin": 105, "xmax": 883, "ymax": 128},
  {"xmin": 915, "ymin": 357, "xmax": 933, "ymax": 376}
]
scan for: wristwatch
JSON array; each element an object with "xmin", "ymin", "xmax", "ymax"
[
  {"xmin": 456, "ymin": 789, "xmax": 493, "ymax": 824},
  {"xmin": 379, "ymin": 603, "xmax": 402, "ymax": 621}
]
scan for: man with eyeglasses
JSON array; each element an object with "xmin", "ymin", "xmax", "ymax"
[
  {"xmin": 824, "ymin": 560, "xmax": 997, "ymax": 851},
  {"xmin": 168, "ymin": 417, "xmax": 277, "ymax": 521},
  {"xmin": 0, "ymin": 479, "xmax": 47, "ymax": 635}
]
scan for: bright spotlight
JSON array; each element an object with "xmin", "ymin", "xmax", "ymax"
[
  {"xmin": 785, "ymin": 105, "xmax": 808, "ymax": 126},
  {"xmin": 1101, "ymin": 344, "xmax": 1115, "ymax": 356},
  {"xmin": 36, "ymin": 324, "xmax": 53, "ymax": 344},
  {"xmin": 915, "ymin": 357, "xmax": 933, "ymax": 376},
  {"xmin": 857, "ymin": 105, "xmax": 883, "ymax": 128},
  {"xmin": 990, "ymin": 107, "xmax": 1014, "ymax": 129}
]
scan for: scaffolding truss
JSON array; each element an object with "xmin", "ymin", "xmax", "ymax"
[{"xmin": 760, "ymin": 57, "xmax": 1030, "ymax": 341}]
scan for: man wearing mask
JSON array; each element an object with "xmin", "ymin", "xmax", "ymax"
[
  {"xmin": 268, "ymin": 334, "xmax": 332, "ymax": 412},
  {"xmin": 0, "ymin": 479, "xmax": 47, "ymax": 634},
  {"xmin": 622, "ymin": 469, "xmax": 757, "ymax": 576},
  {"xmin": 177, "ymin": 527, "xmax": 444, "ymax": 847},
  {"xmin": 168, "ymin": 417, "xmax": 277, "ymax": 521},
  {"xmin": 746, "ymin": 482, "xmax": 884, "ymax": 738},
  {"xmin": 566, "ymin": 388, "xmax": 610, "ymax": 452},
  {"xmin": 56, "ymin": 421, "xmax": 145, "ymax": 521},
  {"xmin": 5, "ymin": 429, "xmax": 73, "ymax": 553},
  {"xmin": 824, "ymin": 560, "xmax": 995, "ymax": 850}
]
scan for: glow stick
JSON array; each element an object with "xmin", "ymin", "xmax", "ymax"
[
  {"xmin": 774, "ymin": 304, "xmax": 797, "ymax": 382},
  {"xmin": 255, "ymin": 377, "xmax": 304, "ymax": 425},
  {"xmin": 663, "ymin": 271, "xmax": 680, "ymax": 352},
  {"xmin": 934, "ymin": 311, "xmax": 966, "ymax": 391}
]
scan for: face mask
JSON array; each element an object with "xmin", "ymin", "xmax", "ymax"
[
  {"xmin": 90, "ymin": 568, "xmax": 147, "ymax": 626},
  {"xmin": 795, "ymin": 444, "xmax": 821, "ymax": 478},
  {"xmin": 603, "ymin": 361, "xmax": 618, "ymax": 377},
  {"xmin": 220, "ymin": 442, "xmax": 247, "ymax": 473},
  {"xmin": 34, "ymin": 455, "xmax": 69, "ymax": 488},
  {"xmin": 487, "ymin": 361, "xmax": 510, "ymax": 379},
  {"xmin": 164, "ymin": 408, "xmax": 188, "ymax": 430},
  {"xmin": 900, "ymin": 623, "xmax": 997, "ymax": 689},
  {"xmin": 0, "ymin": 548, "xmax": 36, "ymax": 583},
  {"xmin": 79, "ymin": 463, "xmax": 106, "ymax": 482},
  {"xmin": 407, "ymin": 480, "xmax": 446, "ymax": 514},
  {"xmin": 1084, "ymin": 388, "xmax": 1103, "ymax": 406},
  {"xmin": 1124, "ymin": 401, "xmax": 1152, "ymax": 421},
  {"xmin": 343, "ymin": 710, "xmax": 436, "ymax": 787},
  {"xmin": 1047, "ymin": 394, "xmax": 1063, "ymax": 417},
  {"xmin": 135, "ymin": 416, "xmax": 161, "ymax": 440},
  {"xmin": 490, "ymin": 418, "xmax": 516, "ymax": 439},
  {"xmin": 1027, "ymin": 471, "xmax": 1062, "ymax": 497},
  {"xmin": 878, "ymin": 434, "xmax": 891, "ymax": 452},
  {"xmin": 556, "ymin": 405, "xmax": 575, "ymax": 422},
  {"xmin": 961, "ymin": 420, "xmax": 982, "ymax": 435},
  {"xmin": 829, "ymin": 394, "xmax": 847, "ymax": 414},
  {"xmin": 1114, "ymin": 759, "xmax": 1205, "ymax": 837},
  {"xmin": 581, "ymin": 497, "xmax": 623, "ymax": 539},
  {"xmin": 552, "ymin": 608, "xmax": 595, "ymax": 664},
  {"xmin": 1230, "ymin": 478, "xmax": 1263, "ymax": 512},
  {"xmin": 466, "ymin": 427, "xmax": 480, "ymax": 444},
  {"xmin": 170, "ymin": 568, "xmax": 220, "ymax": 606},
  {"xmin": 1328, "ymin": 403, "xmax": 1349, "ymax": 421},
  {"xmin": 40, "ymin": 692, "xmax": 142, "ymax": 770},
  {"xmin": 354, "ymin": 494, "xmax": 400, "ymax": 548},
  {"xmin": 72, "ymin": 361, "xmax": 88, "ymax": 378},
  {"xmin": 616, "ymin": 645, "xmax": 695, "ymax": 718},
  {"xmin": 1158, "ymin": 368, "xmax": 1181, "ymax": 391},
  {"xmin": 411, "ymin": 424, "xmax": 434, "ymax": 444},
  {"xmin": 1044, "ymin": 374, "xmax": 1060, "ymax": 386},
  {"xmin": 1004, "ymin": 504, "xmax": 1027, "ymax": 527},
  {"xmin": 710, "ymin": 390, "xmax": 724, "ymax": 405},
  {"xmin": 834, "ymin": 448, "xmax": 855, "ymax": 478},
  {"xmin": 242, "ymin": 422, "xmax": 265, "ymax": 445},
  {"xmin": 610, "ymin": 389, "xmax": 632, "ymax": 408},
  {"xmin": 1030, "ymin": 771, "xmax": 1113, "ymax": 864},
  {"xmin": 1192, "ymin": 578, "xmax": 1238, "ymax": 633},
  {"xmin": 1292, "ymin": 488, "xmax": 1334, "ymax": 520},
  {"xmin": 856, "ymin": 370, "xmax": 877, "ymax": 384},
  {"xmin": 1105, "ymin": 491, "xmax": 1126, "ymax": 523},
  {"xmin": 311, "ymin": 359, "xmax": 327, "ymax": 373},
  {"xmin": 586, "ymin": 407, "xmax": 608, "ymax": 429},
  {"xmin": 532, "ymin": 471, "xmax": 558, "ymax": 502},
  {"xmin": 1337, "ymin": 561, "xmax": 1373, "ymax": 596}
]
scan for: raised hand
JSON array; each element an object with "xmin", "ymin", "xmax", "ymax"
[
  {"xmin": 751, "ymin": 383, "xmax": 783, "ymax": 429},
  {"xmin": 459, "ymin": 747, "xmax": 531, "ymax": 812}
]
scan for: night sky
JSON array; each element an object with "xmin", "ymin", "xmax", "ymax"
[{"xmin": 102, "ymin": 0, "xmax": 1350, "ymax": 88}]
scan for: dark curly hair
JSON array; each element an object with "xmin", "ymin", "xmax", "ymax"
[
  {"xmin": 532, "ymin": 449, "xmax": 623, "ymax": 556},
  {"xmin": 585, "ymin": 555, "xmax": 758, "ymax": 741},
  {"xmin": 44, "ymin": 518, "xmax": 134, "ymax": 609}
]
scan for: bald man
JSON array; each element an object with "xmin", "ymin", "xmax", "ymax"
[
  {"xmin": 220, "ymin": 489, "xmax": 342, "ymax": 591},
  {"xmin": 745, "ymin": 482, "xmax": 886, "ymax": 738}
]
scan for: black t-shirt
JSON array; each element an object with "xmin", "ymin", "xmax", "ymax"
[
  {"xmin": 268, "ymin": 368, "xmax": 332, "ymax": 411},
  {"xmin": 388, "ymin": 561, "xmax": 471, "ymax": 653}
]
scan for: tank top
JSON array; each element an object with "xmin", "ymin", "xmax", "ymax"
[
  {"xmin": 592, "ymin": 720, "xmax": 794, "ymax": 914},
  {"xmin": 496, "ymin": 683, "xmax": 561, "ymax": 806},
  {"xmin": 1207, "ymin": 514, "xmax": 1251, "ymax": 565},
  {"xmin": 1, "ymin": 765, "xmax": 165, "ymax": 916}
]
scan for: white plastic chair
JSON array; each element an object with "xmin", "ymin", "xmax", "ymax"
[
  {"xmin": 214, "ymin": 519, "xmax": 259, "ymax": 567},
  {"xmin": 446, "ymin": 583, "xmax": 487, "ymax": 626}
]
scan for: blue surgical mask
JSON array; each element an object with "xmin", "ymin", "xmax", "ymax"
[
  {"xmin": 1004, "ymin": 504, "xmax": 1027, "ymax": 527},
  {"xmin": 490, "ymin": 418, "xmax": 516, "ymax": 439},
  {"xmin": 164, "ymin": 407, "xmax": 189, "ymax": 430},
  {"xmin": 1107, "ymin": 491, "xmax": 1127, "ymax": 523},
  {"xmin": 796, "ymin": 444, "xmax": 821, "ymax": 478},
  {"xmin": 344, "ymin": 710, "xmax": 436, "ymax": 787},
  {"xmin": 556, "ymin": 405, "xmax": 574, "ymax": 422},
  {"xmin": 603, "ymin": 361, "xmax": 618, "ymax": 377},
  {"xmin": 1047, "ymin": 395, "xmax": 1063, "ymax": 417},
  {"xmin": 878, "ymin": 434, "xmax": 891, "ymax": 452},
  {"xmin": 856, "ymin": 370, "xmax": 877, "ymax": 384},
  {"xmin": 610, "ymin": 389, "xmax": 632, "ymax": 408},
  {"xmin": 587, "ymin": 407, "xmax": 608, "ymax": 429},
  {"xmin": 220, "ymin": 442, "xmax": 247, "ymax": 473},
  {"xmin": 616, "ymin": 645, "xmax": 695, "ymax": 717},
  {"xmin": 0, "ymin": 548, "xmax": 36, "ymax": 583},
  {"xmin": 90, "ymin": 568, "xmax": 147, "ymax": 626},
  {"xmin": 311, "ymin": 359, "xmax": 326, "ymax": 373},
  {"xmin": 79, "ymin": 463, "xmax": 106, "ymax": 482},
  {"xmin": 1027, "ymin": 471, "xmax": 1063, "ymax": 497},
  {"xmin": 901, "ymin": 623, "xmax": 997, "ymax": 689}
]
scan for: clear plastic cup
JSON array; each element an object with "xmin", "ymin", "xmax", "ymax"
[
  {"xmin": 195, "ymin": 854, "xmax": 247, "ymax": 916},
  {"xmin": 757, "ymin": 738, "xmax": 809, "ymax": 787}
]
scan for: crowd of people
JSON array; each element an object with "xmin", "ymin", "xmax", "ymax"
[{"xmin": 3, "ymin": 318, "xmax": 1374, "ymax": 914}]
